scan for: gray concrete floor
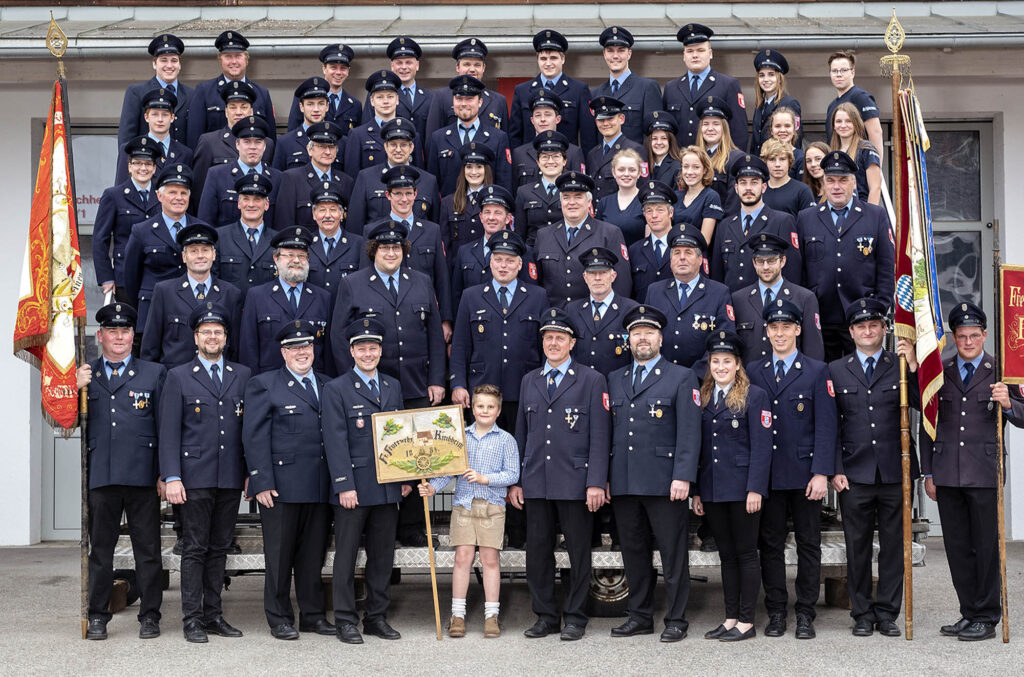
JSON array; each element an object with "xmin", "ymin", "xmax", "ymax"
[{"xmin": 0, "ymin": 539, "xmax": 1022, "ymax": 675}]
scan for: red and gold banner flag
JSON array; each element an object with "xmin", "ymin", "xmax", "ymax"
[
  {"xmin": 13, "ymin": 79, "xmax": 86, "ymax": 432},
  {"xmin": 1000, "ymin": 265, "xmax": 1024, "ymax": 384}
]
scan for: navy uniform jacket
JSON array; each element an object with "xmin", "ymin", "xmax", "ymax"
[
  {"xmin": 187, "ymin": 76, "xmax": 277, "ymax": 149},
  {"xmin": 85, "ymin": 357, "xmax": 167, "ymax": 489},
  {"xmin": 330, "ymin": 267, "xmax": 446, "ymax": 400},
  {"xmin": 709, "ymin": 206, "xmax": 803, "ymax": 291},
  {"xmin": 362, "ymin": 87, "xmax": 436, "ymax": 165},
  {"xmin": 118, "ymin": 77, "xmax": 192, "ymax": 148},
  {"xmin": 511, "ymin": 142, "xmax": 587, "ymax": 189},
  {"xmin": 198, "ymin": 163, "xmax": 282, "ymax": 229},
  {"xmin": 140, "ymin": 275, "xmax": 244, "ymax": 366},
  {"xmin": 124, "ymin": 215, "xmax": 208, "ymax": 332},
  {"xmin": 696, "ymin": 384, "xmax": 773, "ymax": 502},
  {"xmin": 663, "ymin": 70, "xmax": 747, "ymax": 150},
  {"xmin": 830, "ymin": 350, "xmax": 920, "ymax": 485},
  {"xmin": 272, "ymin": 164, "xmax": 354, "ymax": 232},
  {"xmin": 750, "ymin": 95, "xmax": 802, "ymax": 156},
  {"xmin": 591, "ymin": 74, "xmax": 663, "ymax": 145},
  {"xmin": 346, "ymin": 164, "xmax": 440, "ymax": 236},
  {"xmin": 364, "ymin": 217, "xmax": 453, "ymax": 322},
  {"xmin": 510, "ymin": 75, "xmax": 597, "ymax": 152},
  {"xmin": 566, "ymin": 295, "xmax": 639, "ymax": 376},
  {"xmin": 190, "ymin": 128, "xmax": 276, "ymax": 212},
  {"xmin": 628, "ymin": 236, "xmax": 672, "ymax": 303},
  {"xmin": 92, "ymin": 181, "xmax": 161, "ymax": 288},
  {"xmin": 748, "ymin": 352, "xmax": 837, "ymax": 490},
  {"xmin": 921, "ymin": 353, "xmax": 1024, "ymax": 488},
  {"xmin": 288, "ymin": 88, "xmax": 362, "ymax": 133},
  {"xmin": 322, "ymin": 370, "xmax": 404, "ymax": 506},
  {"xmin": 644, "ymin": 275, "xmax": 736, "ymax": 369},
  {"xmin": 427, "ymin": 124, "xmax": 513, "ymax": 196},
  {"xmin": 514, "ymin": 359, "xmax": 610, "ymax": 499},
  {"xmin": 710, "ymin": 148, "xmax": 746, "ymax": 217},
  {"xmin": 608, "ymin": 358, "xmax": 701, "ymax": 496},
  {"xmin": 513, "ymin": 182, "xmax": 563, "ymax": 248},
  {"xmin": 449, "ymin": 238, "xmax": 538, "ymax": 309},
  {"xmin": 449, "ymin": 281, "xmax": 547, "ymax": 397},
  {"xmin": 242, "ymin": 368, "xmax": 331, "ymax": 503},
  {"xmin": 732, "ymin": 280, "xmax": 823, "ymax": 366},
  {"xmin": 159, "ymin": 358, "xmax": 250, "ymax": 489},
  {"xmin": 342, "ymin": 120, "xmax": 414, "ymax": 180},
  {"xmin": 426, "ymin": 87, "xmax": 509, "ymax": 139},
  {"xmin": 212, "ymin": 221, "xmax": 278, "ymax": 297},
  {"xmin": 797, "ymin": 199, "xmax": 895, "ymax": 325},
  {"xmin": 271, "ymin": 125, "xmax": 346, "ymax": 173},
  {"xmin": 651, "ymin": 157, "xmax": 681, "ymax": 188},
  {"xmin": 533, "ymin": 218, "xmax": 632, "ymax": 308},
  {"xmin": 306, "ymin": 232, "xmax": 367, "ymax": 303},
  {"xmin": 239, "ymin": 280, "xmax": 334, "ymax": 376},
  {"xmin": 585, "ymin": 135, "xmax": 647, "ymax": 204},
  {"xmin": 439, "ymin": 192, "xmax": 483, "ymax": 258},
  {"xmin": 114, "ymin": 138, "xmax": 194, "ymax": 186}
]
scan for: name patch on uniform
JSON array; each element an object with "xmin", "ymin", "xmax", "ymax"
[
  {"xmin": 761, "ymin": 410, "xmax": 772, "ymax": 428},
  {"xmin": 692, "ymin": 389, "xmax": 701, "ymax": 407},
  {"xmin": 826, "ymin": 379, "xmax": 835, "ymax": 398}
]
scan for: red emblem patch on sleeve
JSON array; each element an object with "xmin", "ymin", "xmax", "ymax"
[
  {"xmin": 761, "ymin": 410, "xmax": 772, "ymax": 428},
  {"xmin": 620, "ymin": 243, "xmax": 629, "ymax": 261},
  {"xmin": 790, "ymin": 231, "xmax": 800, "ymax": 249},
  {"xmin": 602, "ymin": 392, "xmax": 610, "ymax": 411},
  {"xmin": 506, "ymin": 148, "xmax": 512, "ymax": 164},
  {"xmin": 702, "ymin": 259, "xmax": 709, "ymax": 275},
  {"xmin": 1019, "ymin": 384, "xmax": 1024, "ymax": 397},
  {"xmin": 589, "ymin": 204, "xmax": 595, "ymax": 218},
  {"xmin": 815, "ymin": 312, "xmax": 821, "ymax": 330},
  {"xmin": 528, "ymin": 262, "xmax": 538, "ymax": 280},
  {"xmin": 726, "ymin": 304, "xmax": 735, "ymax": 321},
  {"xmin": 580, "ymin": 162, "xmax": 587, "ymax": 173},
  {"xmin": 794, "ymin": 115, "xmax": 801, "ymax": 131},
  {"xmin": 827, "ymin": 379, "xmax": 835, "ymax": 398},
  {"xmin": 640, "ymin": 162, "xmax": 650, "ymax": 178},
  {"xmin": 692, "ymin": 389, "xmax": 701, "ymax": 407},
  {"xmin": 737, "ymin": 92, "xmax": 745, "ymax": 109}
]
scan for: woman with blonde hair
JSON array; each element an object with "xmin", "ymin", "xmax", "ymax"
[
  {"xmin": 768, "ymin": 107, "xmax": 804, "ymax": 181},
  {"xmin": 761, "ymin": 139, "xmax": 816, "ymax": 218},
  {"xmin": 829, "ymin": 102, "xmax": 882, "ymax": 205},
  {"xmin": 596, "ymin": 148, "xmax": 645, "ymax": 246},
  {"xmin": 750, "ymin": 49, "xmax": 802, "ymax": 157},
  {"xmin": 696, "ymin": 97, "xmax": 745, "ymax": 217},
  {"xmin": 801, "ymin": 141, "xmax": 829, "ymax": 203},
  {"xmin": 673, "ymin": 145, "xmax": 723, "ymax": 244}
]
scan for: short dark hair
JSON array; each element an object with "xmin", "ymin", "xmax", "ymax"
[
  {"xmin": 473, "ymin": 383, "xmax": 503, "ymax": 406},
  {"xmin": 828, "ymin": 50, "xmax": 855, "ymax": 67}
]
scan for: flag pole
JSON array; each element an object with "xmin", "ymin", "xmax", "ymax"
[
  {"xmin": 881, "ymin": 10, "xmax": 913, "ymax": 641},
  {"xmin": 992, "ymin": 222, "xmax": 1010, "ymax": 643}
]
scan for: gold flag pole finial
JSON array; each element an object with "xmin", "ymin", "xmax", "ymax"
[
  {"xmin": 47, "ymin": 12, "xmax": 68, "ymax": 78},
  {"xmin": 880, "ymin": 9, "xmax": 911, "ymax": 84}
]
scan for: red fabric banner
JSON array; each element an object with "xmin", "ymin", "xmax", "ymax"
[{"xmin": 1000, "ymin": 265, "xmax": 1024, "ymax": 384}]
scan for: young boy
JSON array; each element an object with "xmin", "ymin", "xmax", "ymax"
[{"xmin": 419, "ymin": 384, "xmax": 520, "ymax": 638}]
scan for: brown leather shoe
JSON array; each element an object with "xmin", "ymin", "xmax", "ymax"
[
  {"xmin": 484, "ymin": 616, "xmax": 501, "ymax": 638},
  {"xmin": 448, "ymin": 616, "xmax": 466, "ymax": 638}
]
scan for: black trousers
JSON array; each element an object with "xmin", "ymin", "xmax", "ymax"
[
  {"xmin": 87, "ymin": 485, "xmax": 162, "ymax": 623},
  {"xmin": 822, "ymin": 324, "xmax": 855, "ymax": 363},
  {"xmin": 839, "ymin": 481, "xmax": 903, "ymax": 622},
  {"xmin": 705, "ymin": 500, "xmax": 761, "ymax": 623},
  {"xmin": 935, "ymin": 485, "xmax": 1001, "ymax": 623},
  {"xmin": 333, "ymin": 503, "xmax": 399, "ymax": 626},
  {"xmin": 525, "ymin": 498, "xmax": 593, "ymax": 627},
  {"xmin": 258, "ymin": 501, "xmax": 331, "ymax": 627},
  {"xmin": 179, "ymin": 487, "xmax": 240, "ymax": 624},
  {"xmin": 397, "ymin": 396, "xmax": 432, "ymax": 535},
  {"xmin": 759, "ymin": 488, "xmax": 822, "ymax": 619},
  {"xmin": 612, "ymin": 495, "xmax": 690, "ymax": 628}
]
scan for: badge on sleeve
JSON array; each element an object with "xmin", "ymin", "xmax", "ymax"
[
  {"xmin": 790, "ymin": 232, "xmax": 800, "ymax": 249},
  {"xmin": 702, "ymin": 259, "xmax": 710, "ymax": 275},
  {"xmin": 889, "ymin": 228, "xmax": 895, "ymax": 245},
  {"xmin": 620, "ymin": 243, "xmax": 629, "ymax": 261},
  {"xmin": 528, "ymin": 262, "xmax": 538, "ymax": 279},
  {"xmin": 827, "ymin": 379, "xmax": 835, "ymax": 398},
  {"xmin": 692, "ymin": 389, "xmax": 701, "ymax": 407},
  {"xmin": 640, "ymin": 162, "xmax": 649, "ymax": 178},
  {"xmin": 737, "ymin": 92, "xmax": 745, "ymax": 109},
  {"xmin": 726, "ymin": 304, "xmax": 735, "ymax": 321},
  {"xmin": 602, "ymin": 392, "xmax": 610, "ymax": 411},
  {"xmin": 794, "ymin": 115, "xmax": 801, "ymax": 130},
  {"xmin": 505, "ymin": 148, "xmax": 512, "ymax": 164},
  {"xmin": 815, "ymin": 312, "xmax": 821, "ymax": 330},
  {"xmin": 761, "ymin": 410, "xmax": 772, "ymax": 428}
]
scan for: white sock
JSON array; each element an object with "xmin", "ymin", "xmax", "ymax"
[
  {"xmin": 451, "ymin": 598, "xmax": 467, "ymax": 618},
  {"xmin": 484, "ymin": 601, "xmax": 500, "ymax": 619}
]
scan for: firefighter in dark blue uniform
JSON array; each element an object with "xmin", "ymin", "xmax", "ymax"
[
  {"xmin": 212, "ymin": 173, "xmax": 277, "ymax": 298},
  {"xmin": 118, "ymin": 34, "xmax": 191, "ymax": 149},
  {"xmin": 645, "ymin": 112, "xmax": 682, "ymax": 187},
  {"xmin": 197, "ymin": 116, "xmax": 281, "ymax": 229},
  {"xmin": 750, "ymin": 49, "xmax": 802, "ymax": 157},
  {"xmin": 643, "ymin": 226, "xmax": 735, "ymax": 369},
  {"xmin": 796, "ymin": 150, "xmax": 894, "ymax": 361},
  {"xmin": 158, "ymin": 303, "xmax": 250, "ymax": 643},
  {"xmin": 829, "ymin": 298, "xmax": 919, "ymax": 638},
  {"xmin": 242, "ymin": 321, "xmax": 334, "ymax": 640},
  {"xmin": 662, "ymin": 24, "xmax": 747, "ymax": 150},
  {"xmin": 272, "ymin": 121, "xmax": 354, "ymax": 232},
  {"xmin": 608, "ymin": 305, "xmax": 701, "ymax": 642},
  {"xmin": 344, "ymin": 70, "xmax": 406, "ymax": 179},
  {"xmin": 80, "ymin": 302, "xmax": 167, "ymax": 641},
  {"xmin": 141, "ymin": 224, "xmax": 242, "ymax": 366},
  {"xmin": 426, "ymin": 38, "xmax": 509, "ymax": 138},
  {"xmin": 732, "ymin": 232, "xmax": 823, "ymax": 367},
  {"xmin": 566, "ymin": 247, "xmax": 638, "ymax": 376},
  {"xmin": 513, "ymin": 129, "xmax": 570, "ymax": 248},
  {"xmin": 273, "ymin": 77, "xmax": 344, "ymax": 172},
  {"xmin": 306, "ymin": 181, "xmax": 367, "ymax": 303},
  {"xmin": 323, "ymin": 318, "xmax": 408, "ymax": 644},
  {"xmin": 94, "ymin": 136, "xmax": 162, "ymax": 303},
  {"xmin": 239, "ymin": 227, "xmax": 334, "ymax": 376},
  {"xmin": 586, "ymin": 96, "xmax": 647, "ymax": 204},
  {"xmin": 509, "ymin": 30, "xmax": 596, "ymax": 152},
  {"xmin": 114, "ymin": 89, "xmax": 194, "ymax": 186},
  {"xmin": 286, "ymin": 44, "xmax": 362, "ymax": 135},
  {"xmin": 186, "ymin": 30, "xmax": 276, "ymax": 149},
  {"xmin": 509, "ymin": 309, "xmax": 610, "ymax": 641},
  {"xmin": 361, "ymin": 37, "xmax": 436, "ymax": 165},
  {"xmin": 628, "ymin": 180, "xmax": 678, "ymax": 302},
  {"xmin": 510, "ymin": 92, "xmax": 588, "ymax": 190},
  {"xmin": 591, "ymin": 27, "xmax": 663, "ymax": 145},
  {"xmin": 747, "ymin": 299, "xmax": 837, "ymax": 641}
]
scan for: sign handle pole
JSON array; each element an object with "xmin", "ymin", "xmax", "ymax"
[
  {"xmin": 993, "ymin": 227, "xmax": 1010, "ymax": 643},
  {"xmin": 421, "ymin": 480, "xmax": 442, "ymax": 640}
]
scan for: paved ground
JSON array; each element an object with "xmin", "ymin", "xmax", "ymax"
[{"xmin": 1, "ymin": 539, "xmax": 1022, "ymax": 675}]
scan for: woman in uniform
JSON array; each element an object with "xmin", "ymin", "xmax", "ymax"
[
  {"xmin": 439, "ymin": 144, "xmax": 493, "ymax": 258},
  {"xmin": 761, "ymin": 139, "xmax": 816, "ymax": 218},
  {"xmin": 595, "ymin": 149, "xmax": 645, "ymax": 246},
  {"xmin": 696, "ymin": 97, "xmax": 745, "ymax": 218},
  {"xmin": 673, "ymin": 145, "xmax": 724, "ymax": 244},
  {"xmin": 829, "ymin": 102, "xmax": 882, "ymax": 205},
  {"xmin": 802, "ymin": 141, "xmax": 829, "ymax": 203},
  {"xmin": 644, "ymin": 111, "xmax": 682, "ymax": 188},
  {"xmin": 693, "ymin": 331, "xmax": 772, "ymax": 642},
  {"xmin": 750, "ymin": 49, "xmax": 802, "ymax": 157},
  {"xmin": 513, "ymin": 131, "xmax": 568, "ymax": 247}
]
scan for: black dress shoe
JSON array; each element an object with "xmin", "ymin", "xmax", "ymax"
[
  {"xmin": 795, "ymin": 615, "xmax": 816, "ymax": 640},
  {"xmin": 299, "ymin": 619, "xmax": 336, "ymax": 636},
  {"xmin": 523, "ymin": 619, "xmax": 559, "ymax": 638},
  {"xmin": 336, "ymin": 623, "xmax": 363, "ymax": 644},
  {"xmin": 205, "ymin": 617, "xmax": 243, "ymax": 638},
  {"xmin": 86, "ymin": 618, "xmax": 107, "ymax": 640},
  {"xmin": 363, "ymin": 619, "xmax": 401, "ymax": 640},
  {"xmin": 228, "ymin": 540, "xmax": 242, "ymax": 555},
  {"xmin": 172, "ymin": 538, "xmax": 184, "ymax": 556},
  {"xmin": 271, "ymin": 623, "xmax": 299, "ymax": 640},
  {"xmin": 699, "ymin": 536, "xmax": 718, "ymax": 552},
  {"xmin": 852, "ymin": 617, "xmax": 874, "ymax": 636},
  {"xmin": 139, "ymin": 618, "xmax": 161, "ymax": 639},
  {"xmin": 719, "ymin": 626, "xmax": 756, "ymax": 642},
  {"xmin": 660, "ymin": 625, "xmax": 686, "ymax": 642},
  {"xmin": 560, "ymin": 624, "xmax": 585, "ymax": 641},
  {"xmin": 704, "ymin": 624, "xmax": 728, "ymax": 640},
  {"xmin": 610, "ymin": 618, "xmax": 654, "ymax": 637},
  {"xmin": 958, "ymin": 621, "xmax": 996, "ymax": 642},
  {"xmin": 764, "ymin": 613, "xmax": 786, "ymax": 637},
  {"xmin": 940, "ymin": 617, "xmax": 971, "ymax": 636},
  {"xmin": 398, "ymin": 530, "xmax": 428, "ymax": 547},
  {"xmin": 876, "ymin": 620, "xmax": 901, "ymax": 637},
  {"xmin": 184, "ymin": 620, "xmax": 208, "ymax": 643}
]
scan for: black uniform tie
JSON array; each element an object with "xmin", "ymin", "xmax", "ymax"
[
  {"xmin": 567, "ymin": 227, "xmax": 577, "ymax": 246},
  {"xmin": 247, "ymin": 227, "xmax": 259, "ymax": 253},
  {"xmin": 107, "ymin": 361, "xmax": 124, "ymax": 380},
  {"xmin": 775, "ymin": 359, "xmax": 786, "ymax": 382},
  {"xmin": 593, "ymin": 301, "xmax": 603, "ymax": 323},
  {"xmin": 368, "ymin": 378, "xmax": 380, "ymax": 403},
  {"xmin": 764, "ymin": 287, "xmax": 774, "ymax": 307},
  {"xmin": 329, "ymin": 93, "xmax": 339, "ymax": 112},
  {"xmin": 547, "ymin": 184, "xmax": 557, "ymax": 199},
  {"xmin": 831, "ymin": 206, "xmax": 847, "ymax": 232},
  {"xmin": 963, "ymin": 362, "xmax": 975, "ymax": 387},
  {"xmin": 632, "ymin": 365, "xmax": 645, "ymax": 391},
  {"xmin": 611, "ymin": 79, "xmax": 619, "ymax": 94},
  {"xmin": 288, "ymin": 286, "xmax": 300, "ymax": 312},
  {"xmin": 325, "ymin": 237, "xmax": 336, "ymax": 256},
  {"xmin": 865, "ymin": 356, "xmax": 875, "ymax": 381},
  {"xmin": 499, "ymin": 286, "xmax": 510, "ymax": 309},
  {"xmin": 547, "ymin": 371, "xmax": 558, "ymax": 398},
  {"xmin": 716, "ymin": 388, "xmax": 726, "ymax": 409},
  {"xmin": 744, "ymin": 214, "xmax": 753, "ymax": 236},
  {"xmin": 302, "ymin": 376, "xmax": 319, "ymax": 409},
  {"xmin": 388, "ymin": 275, "xmax": 399, "ymax": 302},
  {"xmin": 654, "ymin": 239, "xmax": 664, "ymax": 263},
  {"xmin": 689, "ymin": 74, "xmax": 700, "ymax": 99},
  {"xmin": 172, "ymin": 221, "xmax": 182, "ymax": 237},
  {"xmin": 210, "ymin": 363, "xmax": 222, "ymax": 393},
  {"xmin": 139, "ymin": 189, "xmax": 148, "ymax": 203},
  {"xmin": 195, "ymin": 282, "xmax": 206, "ymax": 301}
]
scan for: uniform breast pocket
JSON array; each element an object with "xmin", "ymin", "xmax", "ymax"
[
  {"xmin": 609, "ymin": 398, "xmax": 624, "ymax": 420},
  {"xmin": 646, "ymin": 398, "xmax": 672, "ymax": 425},
  {"xmin": 524, "ymin": 403, "xmax": 538, "ymax": 428},
  {"xmin": 737, "ymin": 321, "xmax": 755, "ymax": 338},
  {"xmin": 182, "ymin": 445, "xmax": 202, "ymax": 461},
  {"xmin": 471, "ymin": 312, "xmax": 492, "ymax": 340},
  {"xmin": 836, "ymin": 384, "xmax": 859, "ymax": 408},
  {"xmin": 412, "ymin": 303, "xmax": 432, "ymax": 326},
  {"xmin": 347, "ymin": 409, "xmax": 370, "ymax": 437},
  {"xmin": 563, "ymin": 406, "xmax": 588, "ymax": 433},
  {"xmin": 789, "ymin": 391, "xmax": 813, "ymax": 418},
  {"xmin": 276, "ymin": 406, "xmax": 302, "ymax": 433},
  {"xmin": 258, "ymin": 313, "xmax": 286, "ymax": 339},
  {"xmin": 560, "ymin": 99, "xmax": 575, "ymax": 110},
  {"xmin": 187, "ymin": 397, "xmax": 213, "ymax": 422},
  {"xmin": 631, "ymin": 262, "xmax": 648, "ymax": 276},
  {"xmin": 719, "ymin": 241, "xmax": 737, "ymax": 266},
  {"xmin": 804, "ymin": 237, "xmax": 826, "ymax": 263},
  {"xmin": 415, "ymin": 245, "xmax": 436, "ymax": 268},
  {"xmin": 977, "ymin": 392, "xmax": 998, "ymax": 418},
  {"xmin": 145, "ymin": 245, "xmax": 169, "ymax": 259},
  {"xmin": 666, "ymin": 104, "xmax": 682, "ymax": 113},
  {"xmin": 165, "ymin": 313, "xmax": 190, "ymax": 336}
]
